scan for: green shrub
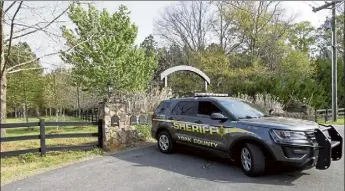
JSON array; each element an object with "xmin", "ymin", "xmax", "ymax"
[{"xmin": 134, "ymin": 125, "xmax": 151, "ymax": 139}]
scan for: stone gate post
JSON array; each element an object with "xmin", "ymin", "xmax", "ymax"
[{"xmin": 98, "ymin": 97, "xmax": 144, "ymax": 152}]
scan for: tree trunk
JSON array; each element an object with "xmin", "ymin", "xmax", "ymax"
[
  {"xmin": 0, "ymin": 70, "xmax": 6, "ymax": 137},
  {"xmin": 62, "ymin": 108, "xmax": 65, "ymax": 121},
  {"xmin": 23, "ymin": 105, "xmax": 27, "ymax": 122},
  {"xmin": 49, "ymin": 107, "xmax": 52, "ymax": 116},
  {"xmin": 55, "ymin": 107, "xmax": 59, "ymax": 130},
  {"xmin": 56, "ymin": 107, "xmax": 58, "ymax": 121},
  {"xmin": 60, "ymin": 106, "xmax": 62, "ymax": 118},
  {"xmin": 36, "ymin": 106, "xmax": 40, "ymax": 118},
  {"xmin": 77, "ymin": 85, "xmax": 80, "ymax": 118},
  {"xmin": 24, "ymin": 102, "xmax": 28, "ymax": 123},
  {"xmin": 0, "ymin": 2, "xmax": 6, "ymax": 137},
  {"xmin": 45, "ymin": 108, "xmax": 47, "ymax": 117},
  {"xmin": 14, "ymin": 107, "xmax": 17, "ymax": 118}
]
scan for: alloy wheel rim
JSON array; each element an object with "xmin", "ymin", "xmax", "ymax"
[
  {"xmin": 241, "ymin": 147, "xmax": 252, "ymax": 171},
  {"xmin": 159, "ymin": 134, "xmax": 169, "ymax": 151}
]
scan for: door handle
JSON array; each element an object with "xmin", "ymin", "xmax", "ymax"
[{"xmin": 195, "ymin": 120, "xmax": 202, "ymax": 124}]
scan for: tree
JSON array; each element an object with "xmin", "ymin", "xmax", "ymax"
[
  {"xmin": 313, "ymin": 58, "xmax": 345, "ymax": 108},
  {"xmin": 153, "ymin": 44, "xmax": 189, "ymax": 91},
  {"xmin": 312, "ymin": 15, "xmax": 345, "ymax": 108},
  {"xmin": 190, "ymin": 44, "xmax": 229, "ymax": 90},
  {"xmin": 140, "ymin": 34, "xmax": 157, "ymax": 57},
  {"xmin": 61, "ymin": 3, "xmax": 157, "ymax": 94},
  {"xmin": 287, "ymin": 21, "xmax": 315, "ymax": 53},
  {"xmin": 222, "ymin": 1, "xmax": 294, "ymax": 68},
  {"xmin": 0, "ymin": 2, "xmax": 69, "ymax": 137},
  {"xmin": 6, "ymin": 42, "xmax": 44, "ymax": 121},
  {"xmin": 154, "ymin": 1, "xmax": 212, "ymax": 52},
  {"xmin": 273, "ymin": 51, "xmax": 316, "ymax": 103},
  {"xmin": 314, "ymin": 15, "xmax": 344, "ymax": 59},
  {"xmin": 209, "ymin": 1, "xmax": 233, "ymax": 52},
  {"xmin": 43, "ymin": 68, "xmax": 71, "ymax": 119}
]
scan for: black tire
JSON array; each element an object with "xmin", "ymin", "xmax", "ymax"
[
  {"xmin": 240, "ymin": 143, "xmax": 265, "ymax": 177},
  {"xmin": 157, "ymin": 130, "xmax": 174, "ymax": 154}
]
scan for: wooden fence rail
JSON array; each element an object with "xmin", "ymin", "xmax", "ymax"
[
  {"xmin": 316, "ymin": 108, "xmax": 344, "ymax": 116},
  {"xmin": 67, "ymin": 108, "xmax": 99, "ymax": 123},
  {"xmin": 315, "ymin": 108, "xmax": 344, "ymax": 122},
  {"xmin": 0, "ymin": 119, "xmax": 104, "ymax": 157}
]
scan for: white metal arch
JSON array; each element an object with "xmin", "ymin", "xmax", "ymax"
[{"xmin": 160, "ymin": 65, "xmax": 210, "ymax": 91}]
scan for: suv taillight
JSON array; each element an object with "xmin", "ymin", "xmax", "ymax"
[{"xmin": 152, "ymin": 113, "xmax": 157, "ymax": 120}]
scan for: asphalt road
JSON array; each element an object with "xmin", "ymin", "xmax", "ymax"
[{"xmin": 2, "ymin": 126, "xmax": 344, "ymax": 191}]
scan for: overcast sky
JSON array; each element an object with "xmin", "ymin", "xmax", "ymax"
[{"xmin": 4, "ymin": 1, "xmax": 337, "ymax": 72}]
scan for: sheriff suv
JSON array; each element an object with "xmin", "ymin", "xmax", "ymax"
[{"xmin": 151, "ymin": 93, "xmax": 343, "ymax": 177}]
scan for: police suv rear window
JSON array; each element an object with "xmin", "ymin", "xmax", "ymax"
[
  {"xmin": 171, "ymin": 101, "xmax": 197, "ymax": 116},
  {"xmin": 155, "ymin": 101, "xmax": 171, "ymax": 114}
]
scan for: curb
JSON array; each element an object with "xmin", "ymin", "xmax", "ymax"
[{"xmin": 103, "ymin": 143, "xmax": 156, "ymax": 156}]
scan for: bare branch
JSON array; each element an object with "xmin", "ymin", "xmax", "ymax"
[
  {"xmin": 228, "ymin": 33, "xmax": 245, "ymax": 54},
  {"xmin": 155, "ymin": 1, "xmax": 212, "ymax": 51},
  {"xmin": 12, "ymin": 23, "xmax": 62, "ymax": 39},
  {"xmin": 256, "ymin": 2, "xmax": 280, "ymax": 34},
  {"xmin": 5, "ymin": 6, "xmax": 69, "ymax": 42},
  {"xmin": 4, "ymin": 1, "xmax": 17, "ymax": 13},
  {"xmin": 8, "ymin": 67, "xmax": 46, "ymax": 74},
  {"xmin": 7, "ymin": 36, "xmax": 93, "ymax": 72},
  {"xmin": 12, "ymin": 20, "xmax": 69, "ymax": 35},
  {"xmin": 1, "ymin": 1, "xmax": 22, "ymax": 77}
]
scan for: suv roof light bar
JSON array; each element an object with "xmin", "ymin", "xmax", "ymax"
[{"xmin": 194, "ymin": 93, "xmax": 229, "ymax": 97}]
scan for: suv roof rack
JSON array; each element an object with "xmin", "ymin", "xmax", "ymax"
[{"xmin": 194, "ymin": 93, "xmax": 229, "ymax": 97}]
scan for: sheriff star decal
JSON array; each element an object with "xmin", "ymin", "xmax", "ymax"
[{"xmin": 218, "ymin": 125, "xmax": 226, "ymax": 137}]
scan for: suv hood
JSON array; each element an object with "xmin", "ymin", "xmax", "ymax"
[{"xmin": 238, "ymin": 116, "xmax": 319, "ymax": 131}]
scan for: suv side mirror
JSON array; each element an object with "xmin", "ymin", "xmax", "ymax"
[{"xmin": 210, "ymin": 113, "xmax": 228, "ymax": 121}]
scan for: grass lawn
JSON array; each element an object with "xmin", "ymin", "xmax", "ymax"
[
  {"xmin": 317, "ymin": 117, "xmax": 344, "ymax": 125},
  {"xmin": 1, "ymin": 116, "xmax": 101, "ymax": 185},
  {"xmin": 1, "ymin": 149, "xmax": 103, "ymax": 186}
]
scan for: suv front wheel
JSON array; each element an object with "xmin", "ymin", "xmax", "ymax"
[
  {"xmin": 157, "ymin": 130, "xmax": 174, "ymax": 154},
  {"xmin": 240, "ymin": 143, "xmax": 265, "ymax": 177}
]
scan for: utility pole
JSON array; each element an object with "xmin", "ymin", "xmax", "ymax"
[
  {"xmin": 343, "ymin": 1, "xmax": 345, "ymax": 122},
  {"xmin": 331, "ymin": 2, "xmax": 337, "ymax": 122},
  {"xmin": 313, "ymin": 1, "xmax": 341, "ymax": 122}
]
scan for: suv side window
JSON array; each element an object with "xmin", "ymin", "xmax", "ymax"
[
  {"xmin": 171, "ymin": 101, "xmax": 197, "ymax": 116},
  {"xmin": 155, "ymin": 101, "xmax": 171, "ymax": 115},
  {"xmin": 197, "ymin": 101, "xmax": 222, "ymax": 116}
]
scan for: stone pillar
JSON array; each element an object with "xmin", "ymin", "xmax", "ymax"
[{"xmin": 99, "ymin": 97, "xmax": 145, "ymax": 152}]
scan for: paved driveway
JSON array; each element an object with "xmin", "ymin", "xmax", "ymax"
[{"xmin": 2, "ymin": 126, "xmax": 344, "ymax": 191}]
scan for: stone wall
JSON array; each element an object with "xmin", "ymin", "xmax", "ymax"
[
  {"xmin": 99, "ymin": 88, "xmax": 172, "ymax": 152},
  {"xmin": 99, "ymin": 98, "xmax": 145, "ymax": 152}
]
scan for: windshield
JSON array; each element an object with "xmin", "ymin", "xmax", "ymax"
[{"xmin": 219, "ymin": 99, "xmax": 268, "ymax": 119}]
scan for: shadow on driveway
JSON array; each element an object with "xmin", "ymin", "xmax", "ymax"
[{"xmin": 109, "ymin": 144, "xmax": 310, "ymax": 187}]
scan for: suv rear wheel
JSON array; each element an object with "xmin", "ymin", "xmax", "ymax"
[
  {"xmin": 157, "ymin": 131, "xmax": 174, "ymax": 154},
  {"xmin": 240, "ymin": 143, "xmax": 265, "ymax": 177}
]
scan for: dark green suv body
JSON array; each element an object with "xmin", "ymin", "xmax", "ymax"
[{"xmin": 151, "ymin": 93, "xmax": 343, "ymax": 176}]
